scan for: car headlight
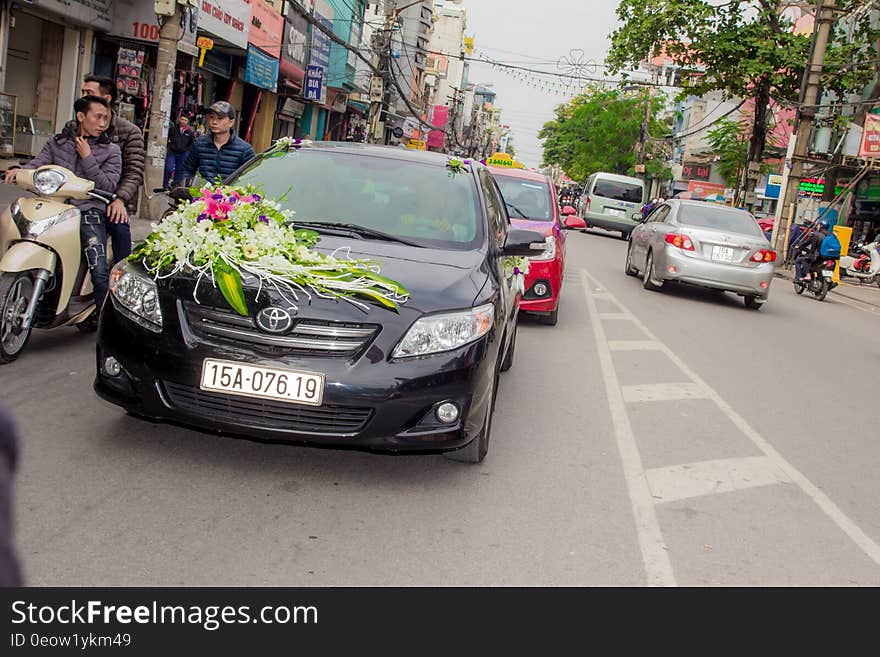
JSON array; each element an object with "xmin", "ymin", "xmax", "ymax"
[
  {"xmin": 109, "ymin": 261, "xmax": 163, "ymax": 332},
  {"xmin": 33, "ymin": 168, "xmax": 67, "ymax": 195},
  {"xmin": 12, "ymin": 202, "xmax": 79, "ymax": 239},
  {"xmin": 393, "ymin": 303, "xmax": 495, "ymax": 358},
  {"xmin": 529, "ymin": 236, "xmax": 557, "ymax": 261}
]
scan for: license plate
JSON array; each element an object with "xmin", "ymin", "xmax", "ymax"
[
  {"xmin": 200, "ymin": 358, "xmax": 325, "ymax": 406},
  {"xmin": 605, "ymin": 208, "xmax": 625, "ymax": 217},
  {"xmin": 821, "ymin": 270, "xmax": 834, "ymax": 278},
  {"xmin": 711, "ymin": 246, "xmax": 736, "ymax": 263}
]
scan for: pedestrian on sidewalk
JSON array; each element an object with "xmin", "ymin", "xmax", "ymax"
[
  {"xmin": 163, "ymin": 114, "xmax": 195, "ymax": 189},
  {"xmin": 4, "ymin": 96, "xmax": 122, "ymax": 315},
  {"xmin": 79, "ymin": 75, "xmax": 146, "ymax": 265},
  {"xmin": 179, "ymin": 102, "xmax": 255, "ymax": 185}
]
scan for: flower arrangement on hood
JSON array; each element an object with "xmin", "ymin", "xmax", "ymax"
[{"xmin": 129, "ymin": 184, "xmax": 410, "ymax": 316}]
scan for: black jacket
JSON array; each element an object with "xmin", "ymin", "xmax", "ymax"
[
  {"xmin": 167, "ymin": 125, "xmax": 195, "ymax": 154},
  {"xmin": 180, "ymin": 132, "xmax": 256, "ymax": 183}
]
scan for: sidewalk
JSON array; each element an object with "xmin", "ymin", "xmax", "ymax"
[{"xmin": 774, "ymin": 264, "xmax": 880, "ymax": 309}]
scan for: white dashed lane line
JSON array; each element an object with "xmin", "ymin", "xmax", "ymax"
[{"xmin": 579, "ymin": 268, "xmax": 880, "ymax": 583}]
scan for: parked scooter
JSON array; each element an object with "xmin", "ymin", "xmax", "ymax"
[
  {"xmin": 839, "ymin": 241, "xmax": 880, "ymax": 287},
  {"xmin": 0, "ymin": 165, "xmax": 114, "ymax": 363}
]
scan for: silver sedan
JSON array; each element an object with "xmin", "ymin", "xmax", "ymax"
[{"xmin": 624, "ymin": 200, "xmax": 776, "ymax": 309}]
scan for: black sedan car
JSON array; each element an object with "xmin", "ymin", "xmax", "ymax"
[{"xmin": 95, "ymin": 143, "xmax": 545, "ymax": 463}]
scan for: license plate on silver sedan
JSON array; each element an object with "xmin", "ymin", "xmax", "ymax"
[
  {"xmin": 711, "ymin": 246, "xmax": 736, "ymax": 263},
  {"xmin": 200, "ymin": 358, "xmax": 325, "ymax": 406}
]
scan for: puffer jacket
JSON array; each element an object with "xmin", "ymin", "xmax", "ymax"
[
  {"xmin": 64, "ymin": 114, "xmax": 144, "ymax": 213},
  {"xmin": 180, "ymin": 132, "xmax": 256, "ymax": 184},
  {"xmin": 21, "ymin": 126, "xmax": 122, "ymax": 213}
]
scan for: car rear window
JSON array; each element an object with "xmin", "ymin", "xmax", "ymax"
[
  {"xmin": 677, "ymin": 204, "xmax": 764, "ymax": 237},
  {"xmin": 232, "ymin": 150, "xmax": 483, "ymax": 248},
  {"xmin": 593, "ymin": 179, "xmax": 643, "ymax": 203},
  {"xmin": 492, "ymin": 174, "xmax": 553, "ymax": 221}
]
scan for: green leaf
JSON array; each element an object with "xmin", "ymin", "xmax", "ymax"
[
  {"xmin": 359, "ymin": 270, "xmax": 410, "ymax": 298},
  {"xmin": 214, "ymin": 259, "xmax": 248, "ymax": 316},
  {"xmin": 355, "ymin": 287, "xmax": 399, "ymax": 312}
]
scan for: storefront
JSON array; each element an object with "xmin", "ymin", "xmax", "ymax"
[
  {"xmin": 848, "ymin": 175, "xmax": 880, "ymax": 243},
  {"xmin": 275, "ymin": 2, "xmax": 310, "ymax": 140},
  {"xmin": 238, "ymin": 1, "xmax": 282, "ymax": 151},
  {"xmin": 2, "ymin": 0, "xmax": 108, "ymax": 156}
]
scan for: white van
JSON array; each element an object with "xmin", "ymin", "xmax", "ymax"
[{"xmin": 577, "ymin": 172, "xmax": 646, "ymax": 239}]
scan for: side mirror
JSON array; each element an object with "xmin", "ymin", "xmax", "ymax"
[
  {"xmin": 561, "ymin": 205, "xmax": 577, "ymax": 216},
  {"xmin": 169, "ymin": 186, "xmax": 193, "ymax": 204},
  {"xmin": 563, "ymin": 216, "xmax": 586, "ymax": 230},
  {"xmin": 633, "ymin": 212, "xmax": 645, "ymax": 222},
  {"xmin": 502, "ymin": 229, "xmax": 546, "ymax": 256}
]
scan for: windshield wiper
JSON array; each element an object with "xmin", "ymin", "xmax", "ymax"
[
  {"xmin": 505, "ymin": 202, "xmax": 528, "ymax": 218},
  {"xmin": 289, "ymin": 221, "xmax": 424, "ymax": 247}
]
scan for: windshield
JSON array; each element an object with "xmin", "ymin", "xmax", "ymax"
[
  {"xmin": 231, "ymin": 149, "xmax": 483, "ymax": 248},
  {"xmin": 493, "ymin": 174, "xmax": 553, "ymax": 221},
  {"xmin": 593, "ymin": 179, "xmax": 644, "ymax": 203},
  {"xmin": 677, "ymin": 204, "xmax": 764, "ymax": 237}
]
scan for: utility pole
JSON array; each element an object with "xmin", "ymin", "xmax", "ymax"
[
  {"xmin": 771, "ymin": 0, "xmax": 836, "ymax": 254},
  {"xmin": 636, "ymin": 81, "xmax": 654, "ymax": 189},
  {"xmin": 368, "ymin": 2, "xmax": 395, "ymax": 144},
  {"xmin": 143, "ymin": 3, "xmax": 181, "ymax": 221}
]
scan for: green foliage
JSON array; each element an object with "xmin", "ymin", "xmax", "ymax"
[
  {"xmin": 539, "ymin": 87, "xmax": 671, "ymax": 181},
  {"xmin": 607, "ymin": 0, "xmax": 880, "ymax": 162},
  {"xmin": 706, "ymin": 119, "xmax": 749, "ymax": 188}
]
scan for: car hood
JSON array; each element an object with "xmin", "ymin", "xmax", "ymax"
[
  {"xmin": 160, "ymin": 235, "xmax": 489, "ymax": 320},
  {"xmin": 510, "ymin": 218, "xmax": 556, "ymax": 238}
]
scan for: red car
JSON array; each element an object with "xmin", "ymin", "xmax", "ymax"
[{"xmin": 489, "ymin": 167, "xmax": 586, "ymax": 325}]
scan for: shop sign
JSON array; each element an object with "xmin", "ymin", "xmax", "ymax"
[
  {"xmin": 432, "ymin": 105, "xmax": 449, "ymax": 129},
  {"xmin": 798, "ymin": 177, "xmax": 825, "ymax": 198},
  {"xmin": 244, "ymin": 44, "xmax": 279, "ymax": 92},
  {"xmin": 32, "ymin": 0, "xmax": 111, "ymax": 30},
  {"xmin": 859, "ymin": 113, "xmax": 880, "ymax": 158},
  {"xmin": 687, "ymin": 180, "xmax": 725, "ymax": 196},
  {"xmin": 303, "ymin": 65, "xmax": 324, "ymax": 102},
  {"xmin": 246, "ymin": 0, "xmax": 284, "ymax": 59},
  {"xmin": 764, "ymin": 173, "xmax": 783, "ymax": 200},
  {"xmin": 681, "ymin": 161, "xmax": 711, "ymax": 181},
  {"xmin": 426, "ymin": 130, "xmax": 446, "ymax": 150},
  {"xmin": 110, "ymin": 0, "xmax": 199, "ymax": 55},
  {"xmin": 282, "ymin": 8, "xmax": 310, "ymax": 70},
  {"xmin": 280, "ymin": 98, "xmax": 305, "ymax": 117},
  {"xmin": 407, "ymin": 139, "xmax": 427, "ymax": 150},
  {"xmin": 306, "ymin": 3, "xmax": 333, "ymax": 104},
  {"xmin": 198, "ymin": 0, "xmax": 251, "ymax": 50}
]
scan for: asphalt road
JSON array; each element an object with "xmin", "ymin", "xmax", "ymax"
[{"xmin": 2, "ymin": 227, "xmax": 879, "ymax": 586}]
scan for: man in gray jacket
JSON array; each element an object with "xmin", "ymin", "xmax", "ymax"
[
  {"xmin": 5, "ymin": 96, "xmax": 122, "ymax": 313},
  {"xmin": 81, "ymin": 75, "xmax": 145, "ymax": 263}
]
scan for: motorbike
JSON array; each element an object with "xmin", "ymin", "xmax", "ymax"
[
  {"xmin": 839, "ymin": 241, "xmax": 880, "ymax": 287},
  {"xmin": 792, "ymin": 249, "xmax": 837, "ymax": 302},
  {"xmin": 0, "ymin": 165, "xmax": 114, "ymax": 363}
]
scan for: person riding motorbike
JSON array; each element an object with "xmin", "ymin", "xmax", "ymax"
[{"xmin": 795, "ymin": 217, "xmax": 835, "ymax": 281}]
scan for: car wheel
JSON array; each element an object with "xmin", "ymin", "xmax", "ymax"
[
  {"xmin": 540, "ymin": 307, "xmax": 558, "ymax": 326},
  {"xmin": 743, "ymin": 295, "xmax": 765, "ymax": 310},
  {"xmin": 625, "ymin": 241, "xmax": 639, "ymax": 277},
  {"xmin": 642, "ymin": 251, "xmax": 663, "ymax": 291},
  {"xmin": 445, "ymin": 373, "xmax": 496, "ymax": 464},
  {"xmin": 499, "ymin": 322, "xmax": 516, "ymax": 372}
]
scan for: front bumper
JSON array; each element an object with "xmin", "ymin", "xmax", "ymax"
[
  {"xmin": 661, "ymin": 246, "xmax": 774, "ymax": 297},
  {"xmin": 520, "ymin": 258, "xmax": 562, "ymax": 313},
  {"xmin": 94, "ymin": 300, "xmax": 497, "ymax": 454}
]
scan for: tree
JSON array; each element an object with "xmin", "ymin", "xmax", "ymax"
[
  {"xmin": 706, "ymin": 119, "xmax": 750, "ymax": 202},
  {"xmin": 539, "ymin": 87, "xmax": 671, "ymax": 182},
  {"xmin": 606, "ymin": 0, "xmax": 879, "ymax": 202}
]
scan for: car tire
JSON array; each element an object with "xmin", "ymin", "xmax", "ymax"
[
  {"xmin": 540, "ymin": 307, "xmax": 558, "ymax": 326},
  {"xmin": 743, "ymin": 295, "xmax": 765, "ymax": 310},
  {"xmin": 445, "ymin": 372, "xmax": 496, "ymax": 464},
  {"xmin": 625, "ymin": 242, "xmax": 639, "ymax": 277},
  {"xmin": 499, "ymin": 323, "xmax": 516, "ymax": 372},
  {"xmin": 642, "ymin": 251, "xmax": 663, "ymax": 291}
]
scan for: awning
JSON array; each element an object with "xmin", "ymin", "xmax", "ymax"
[{"xmin": 347, "ymin": 101, "xmax": 368, "ymax": 115}]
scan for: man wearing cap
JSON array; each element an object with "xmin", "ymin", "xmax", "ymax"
[{"xmin": 179, "ymin": 102, "xmax": 256, "ymax": 184}]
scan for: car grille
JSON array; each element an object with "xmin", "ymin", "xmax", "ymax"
[
  {"xmin": 162, "ymin": 381, "xmax": 373, "ymax": 435},
  {"xmin": 182, "ymin": 302, "xmax": 378, "ymax": 357}
]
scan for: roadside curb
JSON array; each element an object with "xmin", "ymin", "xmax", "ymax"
[{"xmin": 773, "ymin": 269, "xmax": 880, "ymax": 310}]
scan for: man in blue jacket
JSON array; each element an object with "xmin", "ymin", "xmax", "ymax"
[{"xmin": 179, "ymin": 101, "xmax": 255, "ymax": 184}]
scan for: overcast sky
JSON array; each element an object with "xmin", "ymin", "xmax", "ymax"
[{"xmin": 461, "ymin": 0, "xmax": 622, "ymax": 168}]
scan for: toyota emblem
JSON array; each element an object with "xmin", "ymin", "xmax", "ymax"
[{"xmin": 255, "ymin": 307, "xmax": 293, "ymax": 334}]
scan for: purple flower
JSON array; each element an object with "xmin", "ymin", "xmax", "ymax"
[
  {"xmin": 513, "ymin": 267, "xmax": 521, "ymax": 275},
  {"xmin": 197, "ymin": 213, "xmax": 209, "ymax": 222},
  {"xmin": 463, "ymin": 159, "xmax": 472, "ymax": 165},
  {"xmin": 293, "ymin": 139, "xmax": 302, "ymax": 145},
  {"xmin": 258, "ymin": 215, "xmax": 269, "ymax": 223},
  {"xmin": 211, "ymin": 193, "xmax": 224, "ymax": 200},
  {"xmin": 252, "ymin": 194, "xmax": 262, "ymax": 202}
]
